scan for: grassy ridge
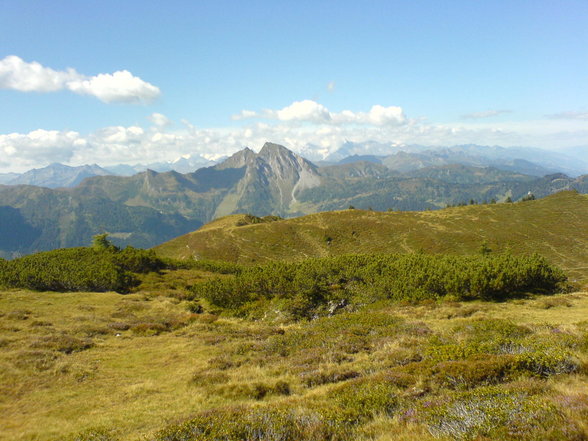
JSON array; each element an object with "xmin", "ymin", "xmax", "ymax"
[{"xmin": 155, "ymin": 191, "xmax": 588, "ymax": 285}]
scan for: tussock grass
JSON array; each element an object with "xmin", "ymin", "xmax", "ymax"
[{"xmin": 1, "ymin": 285, "xmax": 587, "ymax": 440}]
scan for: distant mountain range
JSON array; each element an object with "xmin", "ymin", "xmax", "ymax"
[
  {"xmin": 1, "ymin": 143, "xmax": 587, "ymax": 189},
  {"xmin": 105, "ymin": 154, "xmax": 217, "ymax": 176},
  {"xmin": 1, "ymin": 142, "xmax": 588, "ymax": 257},
  {"xmin": 320, "ymin": 143, "xmax": 588, "ymax": 177},
  {"xmin": 0, "ymin": 155, "xmax": 218, "ymax": 189},
  {"xmin": 7, "ymin": 163, "xmax": 113, "ymax": 188}
]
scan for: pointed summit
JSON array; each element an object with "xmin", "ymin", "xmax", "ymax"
[
  {"xmin": 259, "ymin": 142, "xmax": 293, "ymax": 157},
  {"xmin": 211, "ymin": 142, "xmax": 321, "ymax": 218},
  {"xmin": 215, "ymin": 147, "xmax": 257, "ymax": 170},
  {"xmin": 257, "ymin": 142, "xmax": 318, "ymax": 175}
]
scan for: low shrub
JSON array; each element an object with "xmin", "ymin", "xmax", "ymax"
[
  {"xmin": 152, "ymin": 405, "xmax": 352, "ymax": 441},
  {"xmin": 154, "ymin": 377, "xmax": 399, "ymax": 441},
  {"xmin": 301, "ymin": 368, "xmax": 361, "ymax": 387},
  {"xmin": 189, "ymin": 371, "xmax": 230, "ymax": 386},
  {"xmin": 164, "ymin": 257, "xmax": 243, "ymax": 275},
  {"xmin": 190, "ymin": 253, "xmax": 567, "ymax": 320},
  {"xmin": 30, "ymin": 335, "xmax": 93, "ymax": 354},
  {"xmin": 131, "ymin": 322, "xmax": 168, "ymax": 336},
  {"xmin": 422, "ymin": 386, "xmax": 586, "ymax": 440},
  {"xmin": 68, "ymin": 428, "xmax": 119, "ymax": 441},
  {"xmin": 215, "ymin": 380, "xmax": 291, "ymax": 400},
  {"xmin": 327, "ymin": 378, "xmax": 398, "ymax": 425},
  {"xmin": 0, "ymin": 241, "xmax": 167, "ymax": 293},
  {"xmin": 434, "ymin": 356, "xmax": 514, "ymax": 388},
  {"xmin": 514, "ymin": 348, "xmax": 580, "ymax": 377}
]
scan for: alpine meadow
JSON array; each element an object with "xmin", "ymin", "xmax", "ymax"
[{"xmin": 2, "ymin": 2, "xmax": 588, "ymax": 441}]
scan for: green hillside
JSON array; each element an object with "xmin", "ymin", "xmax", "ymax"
[
  {"xmin": 156, "ymin": 191, "xmax": 588, "ymax": 285},
  {"xmin": 1, "ymin": 143, "xmax": 588, "ymax": 257}
]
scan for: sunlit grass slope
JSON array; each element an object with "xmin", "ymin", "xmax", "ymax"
[
  {"xmin": 156, "ymin": 191, "xmax": 588, "ymax": 285},
  {"xmin": 1, "ymin": 282, "xmax": 587, "ymax": 441}
]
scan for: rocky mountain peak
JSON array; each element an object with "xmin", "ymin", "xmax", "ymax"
[
  {"xmin": 258, "ymin": 142, "xmax": 318, "ymax": 174},
  {"xmin": 211, "ymin": 142, "xmax": 321, "ymax": 218},
  {"xmin": 259, "ymin": 142, "xmax": 293, "ymax": 157},
  {"xmin": 215, "ymin": 147, "xmax": 257, "ymax": 170}
]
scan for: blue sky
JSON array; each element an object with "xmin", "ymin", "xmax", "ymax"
[{"xmin": 1, "ymin": 0, "xmax": 587, "ymax": 171}]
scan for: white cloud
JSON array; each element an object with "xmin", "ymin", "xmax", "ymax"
[
  {"xmin": 2, "ymin": 107, "xmax": 588, "ymax": 173},
  {"xmin": 231, "ymin": 109, "xmax": 258, "ymax": 120},
  {"xmin": 0, "ymin": 55, "xmax": 81, "ymax": 92},
  {"xmin": 546, "ymin": 111, "xmax": 588, "ymax": 121},
  {"xmin": 148, "ymin": 113, "xmax": 172, "ymax": 128},
  {"xmin": 342, "ymin": 104, "xmax": 406, "ymax": 126},
  {"xmin": 273, "ymin": 100, "xmax": 332, "ymax": 123},
  {"xmin": 0, "ymin": 129, "xmax": 82, "ymax": 169},
  {"xmin": 67, "ymin": 70, "xmax": 160, "ymax": 104},
  {"xmin": 462, "ymin": 110, "xmax": 511, "ymax": 119},
  {"xmin": 0, "ymin": 55, "xmax": 160, "ymax": 104},
  {"xmin": 233, "ymin": 100, "xmax": 406, "ymax": 127}
]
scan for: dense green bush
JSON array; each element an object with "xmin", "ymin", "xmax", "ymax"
[
  {"xmin": 191, "ymin": 253, "xmax": 567, "ymax": 319},
  {"xmin": 163, "ymin": 257, "xmax": 243, "ymax": 274},
  {"xmin": 0, "ymin": 243, "xmax": 166, "ymax": 293},
  {"xmin": 112, "ymin": 247, "xmax": 165, "ymax": 274}
]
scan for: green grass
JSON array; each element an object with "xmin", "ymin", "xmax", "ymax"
[
  {"xmin": 1, "ymin": 282, "xmax": 587, "ymax": 440},
  {"xmin": 155, "ymin": 191, "xmax": 588, "ymax": 287}
]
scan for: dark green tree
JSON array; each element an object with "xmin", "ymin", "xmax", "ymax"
[{"xmin": 92, "ymin": 233, "xmax": 118, "ymax": 252}]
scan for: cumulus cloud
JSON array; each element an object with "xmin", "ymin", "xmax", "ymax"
[
  {"xmin": 273, "ymin": 100, "xmax": 332, "ymax": 123},
  {"xmin": 0, "ymin": 55, "xmax": 80, "ymax": 92},
  {"xmin": 335, "ymin": 104, "xmax": 406, "ymax": 125},
  {"xmin": 67, "ymin": 70, "xmax": 160, "ymax": 104},
  {"xmin": 0, "ymin": 129, "xmax": 83, "ymax": 169},
  {"xmin": 232, "ymin": 100, "xmax": 406, "ymax": 126},
  {"xmin": 461, "ymin": 110, "xmax": 511, "ymax": 119},
  {"xmin": 0, "ymin": 55, "xmax": 160, "ymax": 104}
]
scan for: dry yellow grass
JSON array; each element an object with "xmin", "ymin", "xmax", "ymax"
[{"xmin": 1, "ymin": 285, "xmax": 587, "ymax": 440}]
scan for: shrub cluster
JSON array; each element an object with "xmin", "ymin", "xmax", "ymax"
[
  {"xmin": 191, "ymin": 253, "xmax": 567, "ymax": 319},
  {"xmin": 423, "ymin": 386, "xmax": 585, "ymax": 440},
  {"xmin": 235, "ymin": 214, "xmax": 282, "ymax": 227},
  {"xmin": 153, "ymin": 376, "xmax": 397, "ymax": 441},
  {"xmin": 0, "ymin": 242, "xmax": 165, "ymax": 293}
]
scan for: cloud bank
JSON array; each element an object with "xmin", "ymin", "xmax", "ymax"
[
  {"xmin": 0, "ymin": 55, "xmax": 160, "ymax": 104},
  {"xmin": 546, "ymin": 111, "xmax": 588, "ymax": 121},
  {"xmin": 2, "ymin": 103, "xmax": 588, "ymax": 173}
]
